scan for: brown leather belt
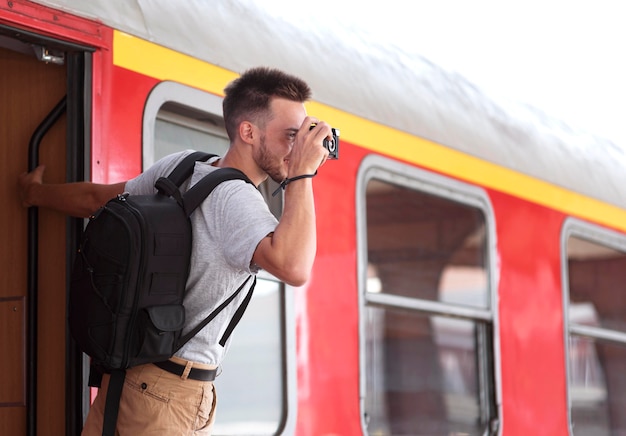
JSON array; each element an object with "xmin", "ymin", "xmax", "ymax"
[{"xmin": 153, "ymin": 360, "xmax": 217, "ymax": 381}]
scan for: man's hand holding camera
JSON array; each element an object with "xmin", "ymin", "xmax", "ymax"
[{"xmin": 289, "ymin": 118, "xmax": 338, "ymax": 177}]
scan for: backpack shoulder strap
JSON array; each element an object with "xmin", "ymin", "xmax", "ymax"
[
  {"xmin": 102, "ymin": 369, "xmax": 126, "ymax": 436},
  {"xmin": 166, "ymin": 151, "xmax": 215, "ymax": 186},
  {"xmin": 155, "ymin": 152, "xmax": 216, "ymax": 201},
  {"xmin": 182, "ymin": 167, "xmax": 253, "ymax": 217},
  {"xmin": 175, "ymin": 275, "xmax": 256, "ymax": 351}
]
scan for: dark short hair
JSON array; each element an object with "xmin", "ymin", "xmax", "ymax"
[{"xmin": 222, "ymin": 67, "xmax": 311, "ymax": 141}]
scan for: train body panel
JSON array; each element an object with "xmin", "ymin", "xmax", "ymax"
[
  {"xmin": 3, "ymin": 1, "xmax": 626, "ymax": 435},
  {"xmin": 490, "ymin": 190, "xmax": 568, "ymax": 435}
]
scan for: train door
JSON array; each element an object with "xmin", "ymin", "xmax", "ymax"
[{"xmin": 1, "ymin": 25, "xmax": 90, "ymax": 435}]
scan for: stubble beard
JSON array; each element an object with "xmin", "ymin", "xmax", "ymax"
[{"xmin": 256, "ymin": 135, "xmax": 287, "ymax": 183}]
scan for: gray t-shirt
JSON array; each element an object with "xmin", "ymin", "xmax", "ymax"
[{"xmin": 124, "ymin": 150, "xmax": 278, "ymax": 365}]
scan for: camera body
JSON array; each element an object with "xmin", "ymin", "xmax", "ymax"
[{"xmin": 310, "ymin": 124, "xmax": 339, "ymax": 159}]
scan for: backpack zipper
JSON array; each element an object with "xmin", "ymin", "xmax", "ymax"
[{"xmin": 117, "ymin": 195, "xmax": 147, "ymax": 369}]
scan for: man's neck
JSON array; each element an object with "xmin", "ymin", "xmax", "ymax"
[{"xmin": 218, "ymin": 146, "xmax": 268, "ymax": 187}]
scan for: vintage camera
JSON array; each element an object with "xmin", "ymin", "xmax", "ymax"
[{"xmin": 310, "ymin": 124, "xmax": 339, "ymax": 159}]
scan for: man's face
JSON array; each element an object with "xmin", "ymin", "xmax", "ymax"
[{"xmin": 253, "ymin": 97, "xmax": 307, "ymax": 183}]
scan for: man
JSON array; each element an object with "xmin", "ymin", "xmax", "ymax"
[{"xmin": 18, "ymin": 67, "xmax": 330, "ymax": 434}]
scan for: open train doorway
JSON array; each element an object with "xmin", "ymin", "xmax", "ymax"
[{"xmin": 1, "ymin": 24, "xmax": 91, "ymax": 436}]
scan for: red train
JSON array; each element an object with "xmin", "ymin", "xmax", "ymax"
[{"xmin": 3, "ymin": 1, "xmax": 626, "ymax": 435}]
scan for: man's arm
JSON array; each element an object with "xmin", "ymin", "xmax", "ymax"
[
  {"xmin": 251, "ymin": 120, "xmax": 329, "ymax": 286},
  {"xmin": 252, "ymin": 177, "xmax": 316, "ymax": 286},
  {"xmin": 19, "ymin": 165, "xmax": 126, "ymax": 218}
]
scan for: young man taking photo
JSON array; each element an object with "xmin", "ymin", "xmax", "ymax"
[{"xmin": 18, "ymin": 67, "xmax": 331, "ymax": 435}]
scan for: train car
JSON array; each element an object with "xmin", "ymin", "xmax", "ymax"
[{"xmin": 3, "ymin": 1, "xmax": 626, "ymax": 435}]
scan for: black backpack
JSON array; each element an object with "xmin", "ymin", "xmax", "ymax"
[{"xmin": 69, "ymin": 151, "xmax": 256, "ymax": 435}]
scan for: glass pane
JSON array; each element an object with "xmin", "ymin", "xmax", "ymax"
[
  {"xmin": 364, "ymin": 306, "xmax": 483, "ymax": 435},
  {"xmin": 213, "ymin": 279, "xmax": 284, "ymax": 435},
  {"xmin": 567, "ymin": 236, "xmax": 626, "ymax": 333},
  {"xmin": 366, "ymin": 179, "xmax": 488, "ymax": 308},
  {"xmin": 568, "ymin": 335, "xmax": 610, "ymax": 435},
  {"xmin": 155, "ymin": 118, "xmax": 229, "ymax": 160}
]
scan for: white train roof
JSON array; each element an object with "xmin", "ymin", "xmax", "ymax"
[{"xmin": 33, "ymin": 0, "xmax": 626, "ymax": 209}]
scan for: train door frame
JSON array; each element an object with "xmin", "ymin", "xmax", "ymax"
[
  {"xmin": 356, "ymin": 154, "xmax": 502, "ymax": 435},
  {"xmin": 65, "ymin": 47, "xmax": 93, "ymax": 436},
  {"xmin": 0, "ymin": 22, "xmax": 93, "ymax": 435}
]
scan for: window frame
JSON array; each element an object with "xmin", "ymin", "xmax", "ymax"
[
  {"xmin": 142, "ymin": 80, "xmax": 226, "ymax": 168},
  {"xmin": 561, "ymin": 217, "xmax": 626, "ymax": 434},
  {"xmin": 356, "ymin": 154, "xmax": 502, "ymax": 434},
  {"xmin": 142, "ymin": 81, "xmax": 297, "ymax": 435}
]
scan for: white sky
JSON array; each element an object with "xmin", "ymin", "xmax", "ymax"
[{"xmin": 259, "ymin": 0, "xmax": 626, "ymax": 148}]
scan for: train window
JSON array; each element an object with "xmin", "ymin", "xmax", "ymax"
[
  {"xmin": 143, "ymin": 82, "xmax": 294, "ymax": 435},
  {"xmin": 357, "ymin": 156, "xmax": 499, "ymax": 435},
  {"xmin": 143, "ymin": 81, "xmax": 225, "ymax": 167},
  {"xmin": 562, "ymin": 220, "xmax": 626, "ymax": 435},
  {"xmin": 154, "ymin": 106, "xmax": 230, "ymax": 158}
]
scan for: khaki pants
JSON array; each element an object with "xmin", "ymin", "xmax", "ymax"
[{"xmin": 82, "ymin": 360, "xmax": 217, "ymax": 435}]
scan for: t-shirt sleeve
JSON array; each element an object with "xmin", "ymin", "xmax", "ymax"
[
  {"xmin": 206, "ymin": 181, "xmax": 279, "ymax": 273},
  {"xmin": 124, "ymin": 150, "xmax": 194, "ymax": 195}
]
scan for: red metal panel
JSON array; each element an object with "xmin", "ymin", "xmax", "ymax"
[
  {"xmin": 297, "ymin": 143, "xmax": 367, "ymax": 435},
  {"xmin": 490, "ymin": 189, "xmax": 568, "ymax": 435},
  {"xmin": 91, "ymin": 65, "xmax": 159, "ymax": 183}
]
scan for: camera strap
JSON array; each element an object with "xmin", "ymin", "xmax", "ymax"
[{"xmin": 272, "ymin": 171, "xmax": 318, "ymax": 196}]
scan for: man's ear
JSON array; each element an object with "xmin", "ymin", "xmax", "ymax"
[{"xmin": 239, "ymin": 121, "xmax": 255, "ymax": 144}]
